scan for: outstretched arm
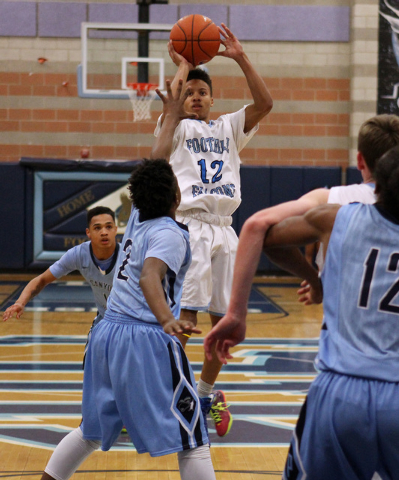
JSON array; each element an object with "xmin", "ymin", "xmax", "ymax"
[
  {"xmin": 3, "ymin": 269, "xmax": 56, "ymax": 321},
  {"xmin": 224, "ymin": 195, "xmax": 324, "ymax": 325},
  {"xmin": 140, "ymin": 257, "xmax": 201, "ymax": 336},
  {"xmin": 217, "ymin": 23, "xmax": 273, "ymax": 132},
  {"xmin": 151, "ymin": 79, "xmax": 197, "ymax": 161},
  {"xmin": 204, "ymin": 196, "xmax": 334, "ymax": 362},
  {"xmin": 263, "ymin": 204, "xmax": 340, "ymax": 283}
]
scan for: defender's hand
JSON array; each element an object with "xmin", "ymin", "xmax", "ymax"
[{"xmin": 3, "ymin": 303, "xmax": 24, "ymax": 321}]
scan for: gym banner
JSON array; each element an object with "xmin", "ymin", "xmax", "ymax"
[{"xmin": 378, "ymin": 0, "xmax": 399, "ymax": 113}]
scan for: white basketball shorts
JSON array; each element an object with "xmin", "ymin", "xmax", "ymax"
[{"xmin": 176, "ymin": 210, "xmax": 238, "ymax": 316}]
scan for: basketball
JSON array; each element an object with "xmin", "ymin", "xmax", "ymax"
[{"xmin": 170, "ymin": 14, "xmax": 220, "ymax": 67}]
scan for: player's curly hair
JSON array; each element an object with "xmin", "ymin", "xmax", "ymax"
[
  {"xmin": 187, "ymin": 68, "xmax": 213, "ymax": 95},
  {"xmin": 128, "ymin": 159, "xmax": 178, "ymax": 220},
  {"xmin": 358, "ymin": 115, "xmax": 399, "ymax": 174},
  {"xmin": 374, "ymin": 145, "xmax": 399, "ymax": 218}
]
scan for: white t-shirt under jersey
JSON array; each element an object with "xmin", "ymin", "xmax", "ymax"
[
  {"xmin": 316, "ymin": 182, "xmax": 376, "ymax": 271},
  {"xmin": 155, "ymin": 106, "xmax": 258, "ymax": 216},
  {"xmin": 327, "ymin": 182, "xmax": 376, "ymax": 205}
]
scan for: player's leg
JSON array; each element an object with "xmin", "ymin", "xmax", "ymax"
[
  {"xmin": 114, "ymin": 323, "xmax": 209, "ymax": 455},
  {"xmin": 81, "ymin": 319, "xmax": 124, "ymax": 450},
  {"xmin": 178, "ymin": 445, "xmax": 216, "ymax": 480},
  {"xmin": 375, "ymin": 381, "xmax": 399, "ymax": 479},
  {"xmin": 284, "ymin": 371, "xmax": 377, "ymax": 480},
  {"xmin": 41, "ymin": 427, "xmax": 100, "ymax": 480},
  {"xmin": 200, "ymin": 224, "xmax": 237, "ymax": 437}
]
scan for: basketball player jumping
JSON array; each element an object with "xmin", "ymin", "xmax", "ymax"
[{"xmin": 152, "ymin": 23, "xmax": 273, "ymax": 437}]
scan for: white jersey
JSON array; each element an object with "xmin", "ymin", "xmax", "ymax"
[
  {"xmin": 316, "ymin": 182, "xmax": 376, "ymax": 270},
  {"xmin": 155, "ymin": 106, "xmax": 258, "ymax": 216}
]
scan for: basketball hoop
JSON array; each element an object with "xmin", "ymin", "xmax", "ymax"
[{"xmin": 127, "ymin": 83, "xmax": 158, "ymax": 122}]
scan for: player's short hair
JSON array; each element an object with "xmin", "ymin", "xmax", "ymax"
[
  {"xmin": 128, "ymin": 159, "xmax": 178, "ymax": 220},
  {"xmin": 357, "ymin": 114, "xmax": 399, "ymax": 174},
  {"xmin": 374, "ymin": 145, "xmax": 399, "ymax": 216},
  {"xmin": 187, "ymin": 68, "xmax": 213, "ymax": 95},
  {"xmin": 87, "ymin": 206, "xmax": 115, "ymax": 227}
]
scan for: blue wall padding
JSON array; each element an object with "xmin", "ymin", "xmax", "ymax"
[
  {"xmin": 0, "ymin": 1, "xmax": 36, "ymax": 36},
  {"xmin": 0, "ymin": 163, "xmax": 359, "ymax": 271},
  {"xmin": 0, "ymin": 164, "xmax": 25, "ymax": 268},
  {"xmin": 303, "ymin": 167, "xmax": 342, "ymax": 191},
  {"xmin": 235, "ymin": 166, "xmax": 341, "ymax": 271},
  {"xmin": 346, "ymin": 167, "xmax": 363, "ymax": 185},
  {"xmin": 38, "ymin": 2, "xmax": 87, "ymax": 38}
]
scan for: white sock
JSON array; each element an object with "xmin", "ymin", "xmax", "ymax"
[
  {"xmin": 197, "ymin": 379, "xmax": 213, "ymax": 398},
  {"xmin": 178, "ymin": 445, "xmax": 216, "ymax": 480},
  {"xmin": 44, "ymin": 427, "xmax": 101, "ymax": 480}
]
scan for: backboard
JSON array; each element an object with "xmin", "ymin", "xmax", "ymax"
[{"xmin": 79, "ymin": 22, "xmax": 173, "ymax": 99}]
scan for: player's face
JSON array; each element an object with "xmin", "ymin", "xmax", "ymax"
[
  {"xmin": 86, "ymin": 214, "xmax": 117, "ymax": 250},
  {"xmin": 184, "ymin": 79, "xmax": 214, "ymax": 122}
]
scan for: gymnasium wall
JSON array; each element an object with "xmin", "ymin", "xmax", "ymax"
[
  {"xmin": 0, "ymin": 0, "xmax": 379, "ymax": 168},
  {"xmin": 0, "ymin": 0, "xmax": 380, "ymax": 272}
]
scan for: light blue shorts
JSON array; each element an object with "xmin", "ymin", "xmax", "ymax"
[
  {"xmin": 283, "ymin": 370, "xmax": 399, "ymax": 480},
  {"xmin": 81, "ymin": 313, "xmax": 208, "ymax": 456}
]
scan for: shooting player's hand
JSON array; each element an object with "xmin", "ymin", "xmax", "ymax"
[
  {"xmin": 217, "ymin": 23, "xmax": 244, "ymax": 60},
  {"xmin": 168, "ymin": 40, "xmax": 194, "ymax": 69}
]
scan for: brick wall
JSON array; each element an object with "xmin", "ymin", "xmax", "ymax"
[{"xmin": 0, "ymin": 0, "xmax": 380, "ymax": 170}]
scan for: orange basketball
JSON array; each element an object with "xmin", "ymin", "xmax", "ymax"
[{"xmin": 170, "ymin": 14, "xmax": 220, "ymax": 67}]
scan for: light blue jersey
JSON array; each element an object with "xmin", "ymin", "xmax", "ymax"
[
  {"xmin": 81, "ymin": 207, "xmax": 209, "ymax": 455},
  {"xmin": 317, "ymin": 203, "xmax": 399, "ymax": 382},
  {"xmin": 50, "ymin": 241, "xmax": 121, "ymax": 321},
  {"xmin": 107, "ymin": 207, "xmax": 191, "ymax": 324}
]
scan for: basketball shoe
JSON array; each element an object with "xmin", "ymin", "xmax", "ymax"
[{"xmin": 210, "ymin": 390, "xmax": 233, "ymax": 437}]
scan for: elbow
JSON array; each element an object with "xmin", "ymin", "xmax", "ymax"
[
  {"xmin": 261, "ymin": 97, "xmax": 273, "ymax": 116},
  {"xmin": 242, "ymin": 213, "xmax": 269, "ymax": 237}
]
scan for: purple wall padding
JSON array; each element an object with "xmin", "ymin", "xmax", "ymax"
[
  {"xmin": 0, "ymin": 2, "xmax": 36, "ymax": 36},
  {"xmin": 88, "ymin": 3, "xmax": 138, "ymax": 23},
  {"xmin": 179, "ymin": 4, "xmax": 228, "ymax": 28},
  {"xmin": 38, "ymin": 3, "xmax": 87, "ymax": 38},
  {"xmin": 150, "ymin": 4, "xmax": 178, "ymax": 40},
  {"xmin": 88, "ymin": 3, "xmax": 138, "ymax": 39},
  {"xmin": 229, "ymin": 5, "xmax": 350, "ymax": 42}
]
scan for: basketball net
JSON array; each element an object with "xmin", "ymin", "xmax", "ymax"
[{"xmin": 127, "ymin": 83, "xmax": 157, "ymax": 122}]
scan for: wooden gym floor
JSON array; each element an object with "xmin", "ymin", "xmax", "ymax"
[{"xmin": 0, "ymin": 274, "xmax": 324, "ymax": 480}]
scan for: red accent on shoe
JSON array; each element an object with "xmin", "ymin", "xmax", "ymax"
[{"xmin": 210, "ymin": 390, "xmax": 233, "ymax": 437}]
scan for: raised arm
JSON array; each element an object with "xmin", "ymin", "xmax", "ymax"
[
  {"xmin": 151, "ymin": 79, "xmax": 197, "ymax": 161},
  {"xmin": 3, "ymin": 269, "xmax": 56, "ymax": 321},
  {"xmin": 140, "ymin": 257, "xmax": 201, "ymax": 336},
  {"xmin": 217, "ymin": 23, "xmax": 273, "ymax": 132}
]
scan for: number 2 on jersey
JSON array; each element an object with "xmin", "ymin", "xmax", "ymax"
[{"xmin": 117, "ymin": 238, "xmax": 133, "ymax": 281}]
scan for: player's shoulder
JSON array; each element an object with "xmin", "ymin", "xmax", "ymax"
[{"xmin": 61, "ymin": 240, "xmax": 90, "ymax": 258}]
